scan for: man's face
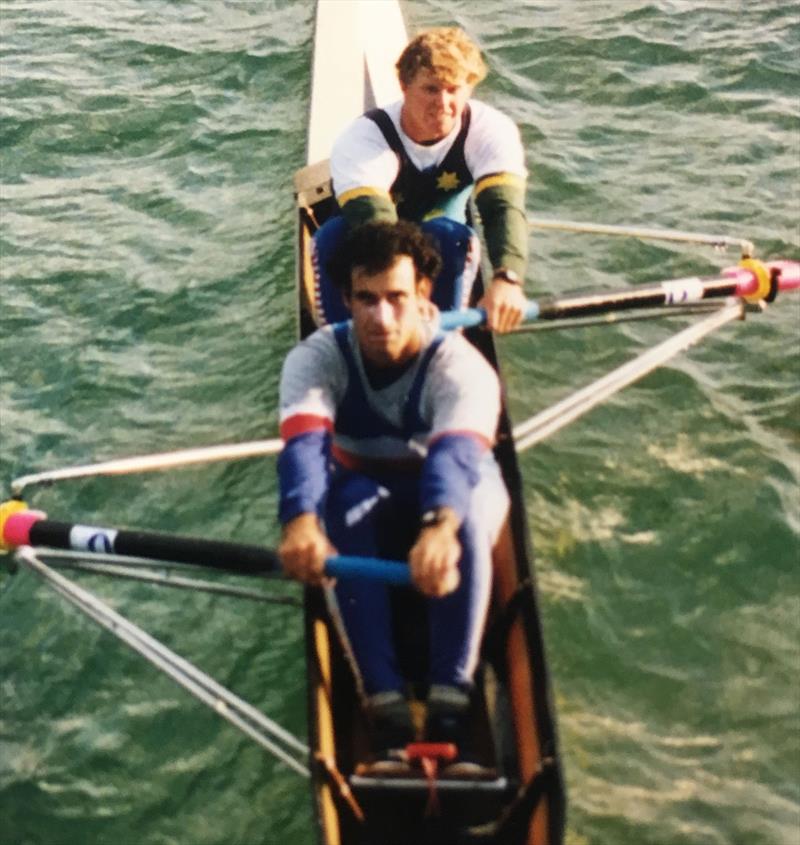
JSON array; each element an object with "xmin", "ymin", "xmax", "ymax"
[
  {"xmin": 346, "ymin": 255, "xmax": 429, "ymax": 367},
  {"xmin": 400, "ymin": 68, "xmax": 473, "ymax": 143}
]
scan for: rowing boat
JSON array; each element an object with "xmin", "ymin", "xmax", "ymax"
[{"xmin": 294, "ymin": 2, "xmax": 566, "ymax": 842}]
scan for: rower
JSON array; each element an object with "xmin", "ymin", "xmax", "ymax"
[
  {"xmin": 313, "ymin": 26, "xmax": 530, "ymax": 333},
  {"xmin": 278, "ymin": 220, "xmax": 509, "ymax": 777}
]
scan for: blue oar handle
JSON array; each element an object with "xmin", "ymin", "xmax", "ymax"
[
  {"xmin": 325, "ymin": 555, "xmax": 411, "ymax": 585},
  {"xmin": 438, "ymin": 301, "xmax": 541, "ymax": 331}
]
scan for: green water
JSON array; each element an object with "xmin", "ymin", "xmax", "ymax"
[{"xmin": 1, "ymin": 2, "xmax": 798, "ymax": 844}]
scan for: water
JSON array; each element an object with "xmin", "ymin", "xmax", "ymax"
[{"xmin": 1, "ymin": 2, "xmax": 798, "ymax": 843}]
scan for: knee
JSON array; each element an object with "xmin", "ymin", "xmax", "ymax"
[
  {"xmin": 463, "ymin": 460, "xmax": 510, "ymax": 547},
  {"xmin": 420, "ymin": 218, "xmax": 481, "ymax": 311}
]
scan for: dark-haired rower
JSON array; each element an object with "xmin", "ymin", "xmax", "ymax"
[{"xmin": 278, "ymin": 221, "xmax": 508, "ymax": 776}]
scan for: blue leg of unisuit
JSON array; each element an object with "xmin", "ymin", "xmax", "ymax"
[
  {"xmin": 421, "ymin": 217, "xmax": 478, "ymax": 312},
  {"xmin": 325, "ymin": 469, "xmax": 415, "ymax": 696},
  {"xmin": 427, "ymin": 461, "xmax": 507, "ymax": 689}
]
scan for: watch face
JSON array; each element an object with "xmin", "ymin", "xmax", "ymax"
[
  {"xmin": 420, "ymin": 509, "xmax": 441, "ymax": 527},
  {"xmin": 496, "ymin": 269, "xmax": 521, "ymax": 285}
]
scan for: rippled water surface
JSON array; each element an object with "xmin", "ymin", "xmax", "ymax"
[{"xmin": 1, "ymin": 2, "xmax": 798, "ymax": 844}]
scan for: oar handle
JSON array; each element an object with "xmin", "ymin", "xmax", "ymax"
[
  {"xmin": 439, "ymin": 301, "xmax": 541, "ymax": 331},
  {"xmin": 325, "ymin": 555, "xmax": 411, "ymax": 585}
]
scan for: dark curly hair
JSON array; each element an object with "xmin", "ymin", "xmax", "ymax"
[{"xmin": 327, "ymin": 220, "xmax": 442, "ymax": 296}]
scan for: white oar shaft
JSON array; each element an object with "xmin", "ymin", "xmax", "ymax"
[
  {"xmin": 528, "ymin": 216, "xmax": 754, "ymax": 256},
  {"xmin": 11, "ymin": 439, "xmax": 284, "ymax": 496},
  {"xmin": 513, "ymin": 300, "xmax": 744, "ymax": 452},
  {"xmin": 15, "ymin": 547, "xmax": 310, "ymax": 775}
]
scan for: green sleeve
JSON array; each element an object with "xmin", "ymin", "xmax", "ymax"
[
  {"xmin": 473, "ymin": 181, "xmax": 528, "ymax": 278},
  {"xmin": 339, "ymin": 194, "xmax": 398, "ymax": 227}
]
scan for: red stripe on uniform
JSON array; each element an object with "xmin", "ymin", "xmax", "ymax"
[
  {"xmin": 331, "ymin": 445, "xmax": 423, "ymax": 476},
  {"xmin": 280, "ymin": 414, "xmax": 333, "ymax": 441},
  {"xmin": 429, "ymin": 430, "xmax": 492, "ymax": 450}
]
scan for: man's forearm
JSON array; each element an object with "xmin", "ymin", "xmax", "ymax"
[
  {"xmin": 421, "ymin": 433, "xmax": 487, "ymax": 521},
  {"xmin": 474, "ymin": 178, "xmax": 528, "ymax": 278},
  {"xmin": 277, "ymin": 430, "xmax": 331, "ymax": 524}
]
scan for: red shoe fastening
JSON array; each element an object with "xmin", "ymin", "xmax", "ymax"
[
  {"xmin": 405, "ymin": 742, "xmax": 458, "ymax": 764},
  {"xmin": 405, "ymin": 743, "xmax": 458, "ymax": 816}
]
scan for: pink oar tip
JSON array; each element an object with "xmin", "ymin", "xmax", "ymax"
[{"xmin": 2, "ymin": 510, "xmax": 46, "ymax": 548}]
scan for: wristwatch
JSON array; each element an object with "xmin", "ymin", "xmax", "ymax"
[
  {"xmin": 492, "ymin": 268, "xmax": 523, "ymax": 286},
  {"xmin": 420, "ymin": 508, "xmax": 449, "ymax": 529}
]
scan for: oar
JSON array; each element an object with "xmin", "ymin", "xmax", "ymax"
[
  {"xmin": 10, "ymin": 438, "xmax": 284, "ymax": 497},
  {"xmin": 11, "ymin": 260, "xmax": 797, "ymax": 498},
  {"xmin": 528, "ymin": 215, "xmax": 756, "ymax": 256},
  {"xmin": 0, "ymin": 505, "xmax": 412, "ymax": 585},
  {"xmin": 325, "ymin": 555, "xmax": 410, "ymax": 584},
  {"xmin": 439, "ymin": 258, "xmax": 800, "ymax": 330}
]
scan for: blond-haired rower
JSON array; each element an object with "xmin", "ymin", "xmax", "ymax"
[{"xmin": 314, "ymin": 27, "xmax": 529, "ymax": 333}]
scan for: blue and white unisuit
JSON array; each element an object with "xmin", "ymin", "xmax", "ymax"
[{"xmin": 278, "ymin": 318, "xmax": 509, "ymax": 696}]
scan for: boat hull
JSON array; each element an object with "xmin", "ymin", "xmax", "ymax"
[
  {"xmin": 294, "ymin": 158, "xmax": 566, "ymax": 844},
  {"xmin": 295, "ymin": 3, "xmax": 565, "ymax": 841}
]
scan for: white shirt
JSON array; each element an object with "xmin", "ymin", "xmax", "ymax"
[{"xmin": 330, "ymin": 99, "xmax": 527, "ymax": 199}]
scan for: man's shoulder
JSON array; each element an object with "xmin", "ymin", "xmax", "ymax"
[
  {"xmin": 285, "ymin": 324, "xmax": 341, "ymax": 366},
  {"xmin": 468, "ymin": 99, "xmax": 518, "ymax": 133},
  {"xmin": 330, "ymin": 105, "xmax": 404, "ymax": 192},
  {"xmin": 333, "ymin": 102, "xmax": 402, "ymax": 151},
  {"xmin": 298, "ymin": 322, "xmax": 339, "ymax": 345},
  {"xmin": 432, "ymin": 331, "xmax": 500, "ymax": 384},
  {"xmin": 437, "ymin": 328, "xmax": 486, "ymax": 353},
  {"xmin": 280, "ymin": 324, "xmax": 347, "ymax": 405},
  {"xmin": 464, "ymin": 99, "xmax": 525, "ymax": 178}
]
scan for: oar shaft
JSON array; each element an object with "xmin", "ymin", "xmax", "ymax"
[
  {"xmin": 439, "ymin": 259, "xmax": 799, "ymax": 330},
  {"xmin": 3, "ymin": 511, "xmax": 281, "ymax": 575},
  {"xmin": 2, "ymin": 510, "xmax": 411, "ymax": 584},
  {"xmin": 10, "ymin": 438, "xmax": 284, "ymax": 497}
]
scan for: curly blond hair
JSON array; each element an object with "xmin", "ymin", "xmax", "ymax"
[{"xmin": 396, "ymin": 27, "xmax": 488, "ymax": 87}]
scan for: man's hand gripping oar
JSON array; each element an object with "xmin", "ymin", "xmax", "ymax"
[{"xmin": 279, "ymin": 513, "xmax": 337, "ymax": 587}]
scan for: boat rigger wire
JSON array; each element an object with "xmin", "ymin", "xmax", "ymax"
[
  {"xmin": 13, "ymin": 546, "xmax": 310, "ymax": 777},
  {"xmin": 32, "ymin": 549, "xmax": 302, "ymax": 606}
]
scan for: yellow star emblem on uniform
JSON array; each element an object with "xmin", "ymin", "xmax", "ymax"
[{"xmin": 436, "ymin": 171, "xmax": 460, "ymax": 191}]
